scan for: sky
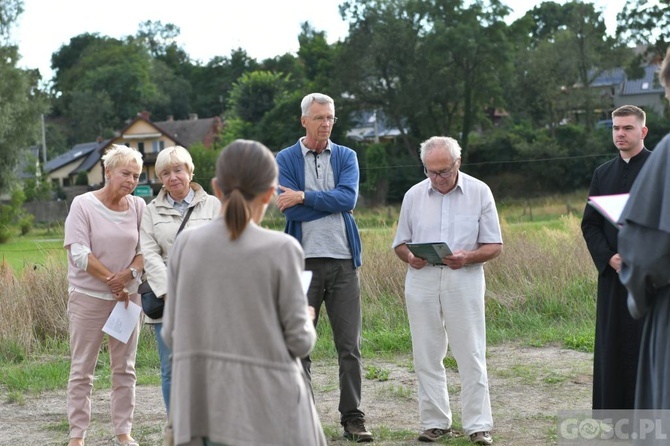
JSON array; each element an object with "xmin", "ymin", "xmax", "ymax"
[{"xmin": 12, "ymin": 0, "xmax": 627, "ymax": 83}]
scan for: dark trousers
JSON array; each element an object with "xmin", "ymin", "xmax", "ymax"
[{"xmin": 302, "ymin": 257, "xmax": 365, "ymax": 424}]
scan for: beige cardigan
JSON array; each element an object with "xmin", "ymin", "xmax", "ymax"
[
  {"xmin": 139, "ymin": 183, "xmax": 221, "ymax": 323},
  {"xmin": 163, "ymin": 220, "xmax": 326, "ymax": 446}
]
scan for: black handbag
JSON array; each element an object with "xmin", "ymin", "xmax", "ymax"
[
  {"xmin": 140, "ymin": 206, "xmax": 194, "ymax": 319},
  {"xmin": 140, "ymin": 284, "xmax": 164, "ymax": 319}
]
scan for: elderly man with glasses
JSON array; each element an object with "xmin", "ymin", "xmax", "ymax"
[
  {"xmin": 392, "ymin": 136, "xmax": 503, "ymax": 445},
  {"xmin": 276, "ymin": 92, "xmax": 372, "ymax": 443}
]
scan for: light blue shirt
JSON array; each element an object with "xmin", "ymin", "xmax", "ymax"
[{"xmin": 166, "ymin": 187, "xmax": 195, "ymax": 216}]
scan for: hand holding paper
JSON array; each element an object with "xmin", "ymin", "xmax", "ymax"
[{"xmin": 103, "ymin": 301, "xmax": 142, "ymax": 344}]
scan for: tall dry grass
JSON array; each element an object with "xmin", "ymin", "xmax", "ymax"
[
  {"xmin": 359, "ymin": 228, "xmax": 407, "ymax": 310},
  {"xmin": 0, "ymin": 255, "xmax": 69, "ymax": 354},
  {"xmin": 355, "ymin": 213, "xmax": 597, "ymax": 349},
  {"xmin": 487, "ymin": 215, "xmax": 595, "ymax": 309},
  {"xmin": 358, "ymin": 214, "xmax": 594, "ymax": 312},
  {"xmin": 0, "ymin": 213, "xmax": 597, "ymax": 357}
]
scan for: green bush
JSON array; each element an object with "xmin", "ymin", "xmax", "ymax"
[
  {"xmin": 75, "ymin": 171, "xmax": 89, "ymax": 186},
  {"xmin": 0, "ymin": 188, "xmax": 28, "ymax": 243},
  {"xmin": 19, "ymin": 214, "xmax": 34, "ymax": 236},
  {"xmin": 0, "ymin": 226, "xmax": 11, "ymax": 243}
]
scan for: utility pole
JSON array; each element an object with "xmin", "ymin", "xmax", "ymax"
[
  {"xmin": 41, "ymin": 114, "xmax": 47, "ymax": 164},
  {"xmin": 373, "ymin": 110, "xmax": 379, "ymax": 143},
  {"xmin": 368, "ymin": 110, "xmax": 380, "ymax": 143}
]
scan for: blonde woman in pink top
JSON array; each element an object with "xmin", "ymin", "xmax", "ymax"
[{"xmin": 63, "ymin": 145, "xmax": 145, "ymax": 446}]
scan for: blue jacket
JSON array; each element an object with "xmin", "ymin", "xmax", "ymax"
[{"xmin": 276, "ymin": 140, "xmax": 362, "ymax": 268}]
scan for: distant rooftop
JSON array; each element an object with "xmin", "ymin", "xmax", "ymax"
[{"xmin": 44, "ymin": 141, "xmax": 107, "ymax": 173}]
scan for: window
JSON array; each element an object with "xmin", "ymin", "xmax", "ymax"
[
  {"xmin": 152, "ymin": 141, "xmax": 165, "ymax": 153},
  {"xmin": 138, "ymin": 142, "xmax": 145, "ymax": 154}
]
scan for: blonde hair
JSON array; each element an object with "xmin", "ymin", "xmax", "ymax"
[
  {"xmin": 102, "ymin": 144, "xmax": 143, "ymax": 171},
  {"xmin": 155, "ymin": 146, "xmax": 194, "ymax": 181},
  {"xmin": 215, "ymin": 139, "xmax": 278, "ymax": 240}
]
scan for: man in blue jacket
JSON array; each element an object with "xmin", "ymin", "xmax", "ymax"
[{"xmin": 276, "ymin": 92, "xmax": 371, "ymax": 443}]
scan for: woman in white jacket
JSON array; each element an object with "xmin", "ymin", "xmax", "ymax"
[{"xmin": 140, "ymin": 146, "xmax": 220, "ymax": 414}]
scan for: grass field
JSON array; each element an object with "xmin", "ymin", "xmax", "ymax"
[
  {"xmin": 0, "ymin": 223, "xmax": 66, "ymax": 271},
  {"xmin": 0, "ymin": 194, "xmax": 596, "ymax": 400}
]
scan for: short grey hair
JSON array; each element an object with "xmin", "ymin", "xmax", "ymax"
[
  {"xmin": 102, "ymin": 144, "xmax": 143, "ymax": 171},
  {"xmin": 155, "ymin": 146, "xmax": 194, "ymax": 181},
  {"xmin": 419, "ymin": 136, "xmax": 462, "ymax": 164},
  {"xmin": 301, "ymin": 93, "xmax": 335, "ymax": 117}
]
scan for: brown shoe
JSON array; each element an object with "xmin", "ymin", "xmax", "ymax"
[
  {"xmin": 343, "ymin": 418, "xmax": 373, "ymax": 442},
  {"xmin": 470, "ymin": 431, "xmax": 493, "ymax": 445},
  {"xmin": 418, "ymin": 428, "xmax": 452, "ymax": 442}
]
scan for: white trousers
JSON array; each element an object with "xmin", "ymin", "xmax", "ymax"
[{"xmin": 405, "ymin": 264, "xmax": 493, "ymax": 435}]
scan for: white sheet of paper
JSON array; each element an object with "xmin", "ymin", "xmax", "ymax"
[
  {"xmin": 102, "ymin": 301, "xmax": 142, "ymax": 344},
  {"xmin": 588, "ymin": 193, "xmax": 630, "ymax": 226},
  {"xmin": 301, "ymin": 270, "xmax": 313, "ymax": 295}
]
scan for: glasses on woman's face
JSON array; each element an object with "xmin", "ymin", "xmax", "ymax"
[{"xmin": 424, "ymin": 160, "xmax": 459, "ymax": 179}]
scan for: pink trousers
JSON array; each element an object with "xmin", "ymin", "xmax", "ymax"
[{"xmin": 67, "ymin": 290, "xmax": 140, "ymax": 439}]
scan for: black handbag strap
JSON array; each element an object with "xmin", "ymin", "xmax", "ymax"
[{"xmin": 177, "ymin": 206, "xmax": 195, "ymax": 235}]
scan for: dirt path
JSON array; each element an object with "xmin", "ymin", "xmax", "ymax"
[{"xmin": 0, "ymin": 344, "xmax": 592, "ymax": 445}]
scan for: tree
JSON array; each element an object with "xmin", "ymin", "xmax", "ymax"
[
  {"xmin": 421, "ymin": 0, "xmax": 512, "ymax": 149},
  {"xmin": 135, "ymin": 20, "xmax": 181, "ymax": 59},
  {"xmin": 260, "ymin": 52, "xmax": 304, "ymax": 92},
  {"xmin": 0, "ymin": 0, "xmax": 22, "ymax": 41},
  {"xmin": 564, "ymin": 2, "xmax": 628, "ymax": 128},
  {"xmin": 361, "ymin": 142, "xmax": 389, "ymax": 205},
  {"xmin": 0, "ymin": 188, "xmax": 28, "ymax": 242},
  {"xmin": 506, "ymin": 33, "xmax": 579, "ymax": 129},
  {"xmin": 337, "ymin": 0, "xmax": 427, "ymax": 157},
  {"xmin": 64, "ymin": 90, "xmax": 115, "ymax": 142},
  {"xmin": 50, "ymin": 33, "xmax": 114, "ymax": 96},
  {"xmin": 297, "ymin": 22, "xmax": 336, "ymax": 89},
  {"xmin": 189, "ymin": 49, "xmax": 260, "ymax": 119},
  {"xmin": 188, "ymin": 143, "xmax": 218, "ymax": 194},
  {"xmin": 221, "ymin": 70, "xmax": 308, "ymax": 150},
  {"xmin": 254, "ymin": 92, "xmax": 306, "ymax": 150},
  {"xmin": 0, "ymin": 0, "xmax": 49, "ymax": 195},
  {"xmin": 51, "ymin": 34, "xmax": 167, "ymax": 141},
  {"xmin": 135, "ymin": 21, "xmax": 193, "ymax": 120},
  {"xmin": 337, "ymin": 0, "xmax": 512, "ymax": 153},
  {"xmin": 617, "ymin": 0, "xmax": 670, "ymax": 65},
  {"xmin": 228, "ymin": 71, "xmax": 287, "ymax": 123},
  {"xmin": 508, "ymin": 1, "xmax": 629, "ymax": 130},
  {"xmin": 148, "ymin": 58, "xmax": 192, "ymax": 121}
]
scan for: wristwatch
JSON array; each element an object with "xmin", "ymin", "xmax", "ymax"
[
  {"xmin": 129, "ymin": 267, "xmax": 138, "ymax": 279},
  {"xmin": 300, "ymin": 192, "xmax": 305, "ymax": 204}
]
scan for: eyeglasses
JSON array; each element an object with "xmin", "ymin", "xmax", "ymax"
[
  {"xmin": 311, "ymin": 115, "xmax": 338, "ymax": 124},
  {"xmin": 423, "ymin": 160, "xmax": 459, "ymax": 179}
]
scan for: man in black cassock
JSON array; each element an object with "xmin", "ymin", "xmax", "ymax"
[
  {"xmin": 581, "ymin": 104, "xmax": 651, "ymax": 410},
  {"xmin": 619, "ymin": 49, "xmax": 670, "ymax": 416}
]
